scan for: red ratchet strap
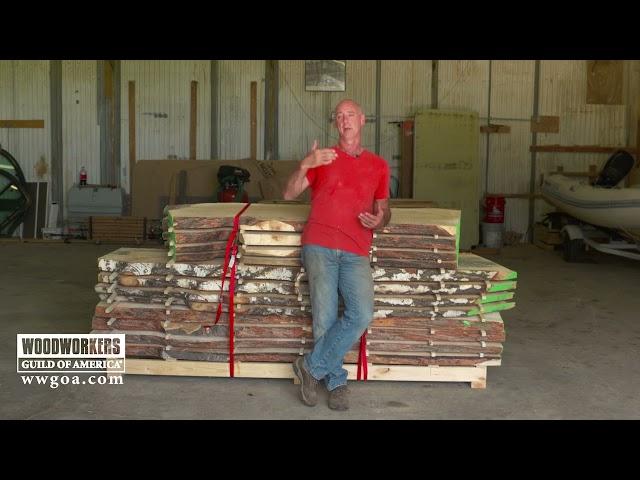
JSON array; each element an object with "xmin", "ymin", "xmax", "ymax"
[
  {"xmin": 357, "ymin": 332, "xmax": 368, "ymax": 380},
  {"xmin": 212, "ymin": 203, "xmax": 251, "ymax": 377},
  {"xmin": 214, "ymin": 203, "xmax": 251, "ymax": 325}
]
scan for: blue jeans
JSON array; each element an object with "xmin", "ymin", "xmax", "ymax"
[{"xmin": 301, "ymin": 244, "xmax": 374, "ymax": 391}]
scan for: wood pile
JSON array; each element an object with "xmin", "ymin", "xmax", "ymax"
[
  {"xmin": 93, "ymin": 203, "xmax": 517, "ymax": 376},
  {"xmin": 162, "ymin": 204, "xmax": 241, "ymax": 263}
]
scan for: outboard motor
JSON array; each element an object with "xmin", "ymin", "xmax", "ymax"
[{"xmin": 593, "ymin": 150, "xmax": 636, "ymax": 188}]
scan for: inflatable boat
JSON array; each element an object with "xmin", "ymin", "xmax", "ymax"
[
  {"xmin": 541, "ymin": 150, "xmax": 640, "ymax": 233},
  {"xmin": 541, "ymin": 174, "xmax": 640, "ymax": 230}
]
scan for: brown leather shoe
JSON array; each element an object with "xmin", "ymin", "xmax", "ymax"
[
  {"xmin": 328, "ymin": 385, "xmax": 349, "ymax": 411},
  {"xmin": 292, "ymin": 357, "xmax": 319, "ymax": 407}
]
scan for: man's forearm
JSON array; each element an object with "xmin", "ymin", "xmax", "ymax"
[
  {"xmin": 381, "ymin": 207, "xmax": 392, "ymax": 228},
  {"xmin": 373, "ymin": 199, "xmax": 391, "ymax": 229},
  {"xmin": 283, "ymin": 165, "xmax": 309, "ymax": 200}
]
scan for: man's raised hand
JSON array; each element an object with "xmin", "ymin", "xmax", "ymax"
[{"xmin": 301, "ymin": 139, "xmax": 337, "ymax": 169}]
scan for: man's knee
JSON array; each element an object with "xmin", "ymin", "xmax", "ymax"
[
  {"xmin": 312, "ymin": 323, "xmax": 329, "ymax": 341},
  {"xmin": 347, "ymin": 299, "xmax": 373, "ymax": 331},
  {"xmin": 357, "ymin": 309, "xmax": 374, "ymax": 331}
]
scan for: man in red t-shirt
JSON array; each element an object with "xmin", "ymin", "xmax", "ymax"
[{"xmin": 283, "ymin": 99, "xmax": 391, "ymax": 410}]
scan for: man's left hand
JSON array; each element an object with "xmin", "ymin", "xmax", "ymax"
[{"xmin": 358, "ymin": 210, "xmax": 385, "ymax": 230}]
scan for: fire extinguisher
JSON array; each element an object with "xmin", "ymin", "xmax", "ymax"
[{"xmin": 79, "ymin": 166, "xmax": 87, "ymax": 186}]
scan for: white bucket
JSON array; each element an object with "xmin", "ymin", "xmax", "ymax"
[{"xmin": 481, "ymin": 222, "xmax": 504, "ymax": 248}]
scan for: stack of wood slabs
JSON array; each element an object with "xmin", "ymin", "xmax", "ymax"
[
  {"xmin": 237, "ymin": 204, "xmax": 460, "ymax": 270},
  {"xmin": 372, "ymin": 208, "xmax": 459, "ymax": 269},
  {"xmin": 237, "ymin": 252, "xmax": 516, "ymax": 367},
  {"xmin": 236, "ymin": 203, "xmax": 348, "ymax": 363},
  {"xmin": 370, "ymin": 253, "xmax": 517, "ymax": 318},
  {"xmin": 92, "ymin": 248, "xmax": 229, "ymax": 361},
  {"xmin": 92, "ymin": 252, "xmax": 513, "ymax": 367},
  {"xmin": 348, "ymin": 312, "xmax": 506, "ymax": 367},
  {"xmin": 235, "ymin": 206, "xmax": 464, "ymax": 358},
  {"xmin": 231, "ymin": 204, "xmax": 312, "ymax": 363},
  {"xmin": 163, "ymin": 203, "xmax": 247, "ymax": 263},
  {"xmin": 359, "ymin": 253, "xmax": 515, "ymax": 366},
  {"xmin": 237, "ymin": 203, "xmax": 309, "ymax": 267},
  {"xmin": 234, "ymin": 205, "xmax": 513, "ymax": 367},
  {"xmin": 93, "ymin": 205, "xmax": 517, "ymax": 386},
  {"xmin": 92, "ymin": 247, "xmax": 314, "ymax": 364},
  {"xmin": 163, "ymin": 203, "xmax": 460, "ymax": 269}
]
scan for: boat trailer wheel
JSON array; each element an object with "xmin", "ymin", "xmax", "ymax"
[{"xmin": 562, "ymin": 230, "xmax": 585, "ymax": 263}]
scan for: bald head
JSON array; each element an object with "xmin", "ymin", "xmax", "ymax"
[{"xmin": 335, "ymin": 99, "xmax": 363, "ymax": 116}]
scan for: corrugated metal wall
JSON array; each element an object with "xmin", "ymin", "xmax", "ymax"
[
  {"xmin": 3, "ymin": 59, "xmax": 638, "ymax": 239},
  {"xmin": 0, "ymin": 60, "xmax": 51, "ymax": 184},
  {"xmin": 624, "ymin": 61, "xmax": 640, "ymax": 186},
  {"xmin": 438, "ymin": 61, "xmax": 490, "ymax": 140},
  {"xmin": 279, "ymin": 61, "xmax": 330, "ymax": 160},
  {"xmin": 62, "ymin": 60, "xmax": 100, "ymax": 216},
  {"xmin": 278, "ymin": 61, "xmax": 377, "ymax": 161},
  {"xmin": 380, "ymin": 60, "xmax": 432, "ymax": 194},
  {"xmin": 486, "ymin": 60, "xmax": 535, "ymax": 237},
  {"xmin": 439, "ymin": 61, "xmax": 490, "ymax": 117},
  {"xmin": 120, "ymin": 61, "xmax": 211, "ymax": 192},
  {"xmin": 438, "ymin": 60, "xmax": 490, "ymax": 225},
  {"xmin": 327, "ymin": 60, "xmax": 377, "ymax": 154},
  {"xmin": 623, "ymin": 60, "xmax": 640, "ymax": 146},
  {"xmin": 218, "ymin": 60, "xmax": 264, "ymax": 160}
]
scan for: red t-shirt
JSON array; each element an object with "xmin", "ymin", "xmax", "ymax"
[{"xmin": 301, "ymin": 147, "xmax": 390, "ymax": 257}]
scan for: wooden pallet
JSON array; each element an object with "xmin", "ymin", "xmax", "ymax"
[
  {"xmin": 534, "ymin": 240, "xmax": 557, "ymax": 251},
  {"xmin": 91, "ymin": 216, "xmax": 147, "ymax": 242},
  {"xmin": 114, "ymin": 358, "xmax": 499, "ymax": 389},
  {"xmin": 534, "ymin": 223, "xmax": 562, "ymax": 245}
]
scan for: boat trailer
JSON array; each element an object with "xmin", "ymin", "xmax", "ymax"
[{"xmin": 561, "ymin": 221, "xmax": 640, "ymax": 262}]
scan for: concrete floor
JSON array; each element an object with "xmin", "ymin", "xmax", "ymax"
[{"xmin": 1, "ymin": 241, "xmax": 639, "ymax": 419}]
